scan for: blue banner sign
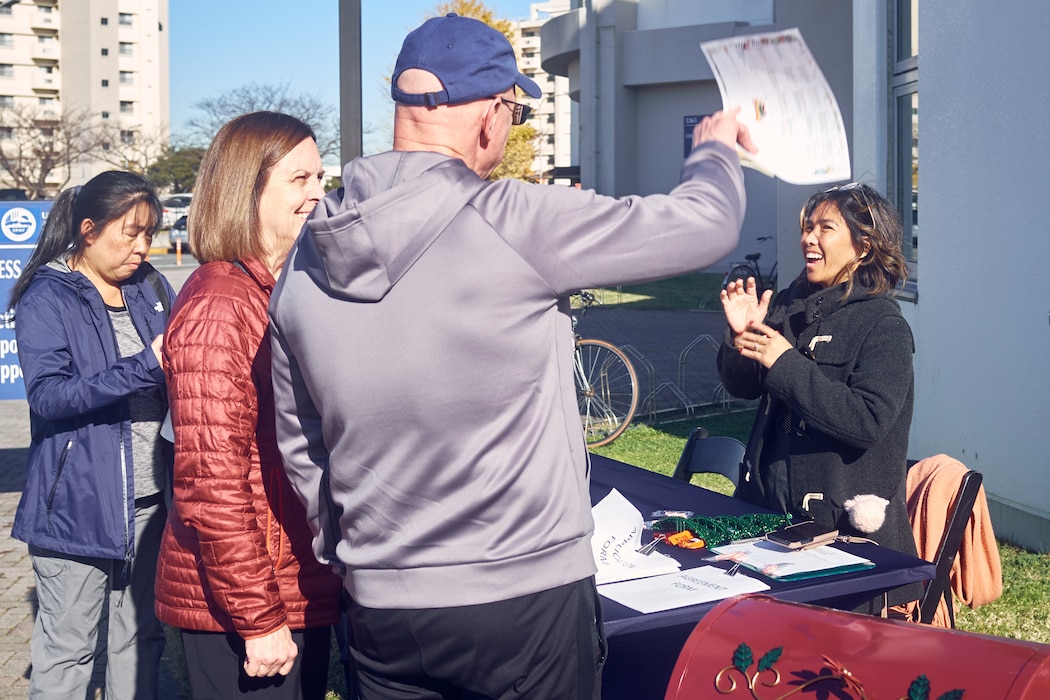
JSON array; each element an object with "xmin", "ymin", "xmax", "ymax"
[
  {"xmin": 0, "ymin": 201, "xmax": 51, "ymax": 400},
  {"xmin": 684, "ymin": 115, "xmax": 710, "ymax": 158}
]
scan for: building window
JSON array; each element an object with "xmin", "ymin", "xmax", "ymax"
[
  {"xmin": 0, "ymin": 34, "xmax": 13, "ymax": 48},
  {"xmin": 0, "ymin": 127, "xmax": 12, "ymax": 140},
  {"xmin": 101, "ymin": 48, "xmax": 109, "ymax": 57},
  {"xmin": 101, "ymin": 17, "xmax": 109, "ymax": 26},
  {"xmin": 119, "ymin": 42, "xmax": 133, "ymax": 56},
  {"xmin": 101, "ymin": 111, "xmax": 110, "ymax": 119},
  {"xmin": 119, "ymin": 101, "xmax": 134, "ymax": 114},
  {"xmin": 0, "ymin": 64, "xmax": 12, "ymax": 78},
  {"xmin": 120, "ymin": 130, "xmax": 135, "ymax": 145},
  {"xmin": 101, "ymin": 79, "xmax": 109, "ymax": 87},
  {"xmin": 119, "ymin": 13, "xmax": 133, "ymax": 26},
  {"xmin": 0, "ymin": 95, "xmax": 13, "ymax": 109},
  {"xmin": 38, "ymin": 97, "xmax": 54, "ymax": 108},
  {"xmin": 119, "ymin": 71, "xmax": 133, "ymax": 85},
  {"xmin": 0, "ymin": 8, "xmax": 11, "ymax": 17},
  {"xmin": 892, "ymin": 0, "xmax": 919, "ymax": 266}
]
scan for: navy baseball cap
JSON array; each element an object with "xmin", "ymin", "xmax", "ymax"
[{"xmin": 391, "ymin": 13, "xmax": 541, "ymax": 108}]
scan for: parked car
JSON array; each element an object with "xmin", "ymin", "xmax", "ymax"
[
  {"xmin": 161, "ymin": 194, "xmax": 192, "ymax": 229},
  {"xmin": 167, "ymin": 215, "xmax": 189, "ymax": 253}
]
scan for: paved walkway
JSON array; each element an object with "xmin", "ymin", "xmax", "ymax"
[
  {"xmin": 0, "ymin": 401, "xmax": 33, "ymax": 697},
  {"xmin": 0, "ymin": 254, "xmax": 731, "ymax": 697}
]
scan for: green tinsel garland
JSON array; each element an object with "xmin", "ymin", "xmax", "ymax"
[{"xmin": 651, "ymin": 512, "xmax": 794, "ymax": 547}]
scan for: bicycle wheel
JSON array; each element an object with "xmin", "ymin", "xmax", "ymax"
[
  {"xmin": 723, "ymin": 264, "xmax": 757, "ymax": 290},
  {"xmin": 574, "ymin": 339, "xmax": 639, "ymax": 448}
]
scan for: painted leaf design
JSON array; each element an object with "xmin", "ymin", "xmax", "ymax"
[
  {"xmin": 757, "ymin": 647, "xmax": 783, "ymax": 672},
  {"xmin": 907, "ymin": 674, "xmax": 931, "ymax": 700},
  {"xmin": 936, "ymin": 691, "xmax": 965, "ymax": 700},
  {"xmin": 732, "ymin": 643, "xmax": 753, "ymax": 674}
]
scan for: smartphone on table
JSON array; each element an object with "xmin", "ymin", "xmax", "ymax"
[{"xmin": 765, "ymin": 521, "xmax": 838, "ymax": 550}]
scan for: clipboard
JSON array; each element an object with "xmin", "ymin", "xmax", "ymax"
[{"xmin": 711, "ymin": 539, "xmax": 874, "ymax": 582}]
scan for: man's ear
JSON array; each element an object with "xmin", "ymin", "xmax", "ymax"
[{"xmin": 480, "ymin": 97, "xmax": 501, "ymax": 146}]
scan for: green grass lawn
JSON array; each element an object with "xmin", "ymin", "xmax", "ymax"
[
  {"xmin": 591, "ymin": 409, "xmax": 1050, "ymax": 647},
  {"xmin": 582, "ymin": 272, "xmax": 728, "ymax": 311}
]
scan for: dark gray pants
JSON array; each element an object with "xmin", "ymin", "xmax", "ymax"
[{"xmin": 28, "ymin": 499, "xmax": 166, "ymax": 700}]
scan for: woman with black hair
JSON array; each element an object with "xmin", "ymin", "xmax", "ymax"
[
  {"xmin": 717, "ymin": 182, "xmax": 922, "ymax": 611},
  {"xmin": 9, "ymin": 170, "xmax": 174, "ymax": 699}
]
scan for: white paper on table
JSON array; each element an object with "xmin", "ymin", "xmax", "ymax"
[
  {"xmin": 590, "ymin": 489, "xmax": 681, "ymax": 585},
  {"xmin": 598, "ymin": 566, "xmax": 770, "ymax": 614},
  {"xmin": 700, "ymin": 27, "xmax": 851, "ymax": 185}
]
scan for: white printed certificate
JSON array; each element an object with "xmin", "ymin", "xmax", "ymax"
[{"xmin": 701, "ymin": 28, "xmax": 851, "ymax": 184}]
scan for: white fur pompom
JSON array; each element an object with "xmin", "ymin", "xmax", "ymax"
[{"xmin": 843, "ymin": 494, "xmax": 889, "ymax": 533}]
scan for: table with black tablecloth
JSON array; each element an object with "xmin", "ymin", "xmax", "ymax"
[{"xmin": 589, "ymin": 453, "xmax": 935, "ymax": 700}]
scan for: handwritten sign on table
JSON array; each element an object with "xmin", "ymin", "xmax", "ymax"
[
  {"xmin": 598, "ymin": 566, "xmax": 770, "ymax": 614},
  {"xmin": 591, "ymin": 489, "xmax": 681, "ymax": 585}
]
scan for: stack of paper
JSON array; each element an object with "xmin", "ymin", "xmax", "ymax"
[{"xmin": 590, "ymin": 489, "xmax": 681, "ymax": 585}]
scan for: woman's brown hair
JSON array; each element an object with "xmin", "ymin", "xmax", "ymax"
[
  {"xmin": 189, "ymin": 111, "xmax": 316, "ymax": 263},
  {"xmin": 799, "ymin": 182, "xmax": 909, "ymax": 297}
]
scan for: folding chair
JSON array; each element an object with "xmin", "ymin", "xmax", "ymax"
[
  {"xmin": 671, "ymin": 427, "xmax": 745, "ymax": 492},
  {"xmin": 911, "ymin": 463, "xmax": 985, "ymax": 627}
]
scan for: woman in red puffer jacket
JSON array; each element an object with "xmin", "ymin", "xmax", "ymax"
[{"xmin": 155, "ymin": 112, "xmax": 341, "ymax": 700}]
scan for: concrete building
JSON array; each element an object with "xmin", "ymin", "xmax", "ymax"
[
  {"xmin": 539, "ymin": 0, "xmax": 1050, "ymax": 553},
  {"xmin": 0, "ymin": 0, "xmax": 169, "ymax": 194},
  {"xmin": 514, "ymin": 1, "xmax": 575, "ymax": 184}
]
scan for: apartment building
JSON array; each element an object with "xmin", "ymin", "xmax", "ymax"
[
  {"xmin": 0, "ymin": 0, "xmax": 169, "ymax": 195},
  {"xmin": 513, "ymin": 1, "xmax": 574, "ymax": 184}
]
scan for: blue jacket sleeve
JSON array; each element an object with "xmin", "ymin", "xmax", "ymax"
[{"xmin": 16, "ymin": 285, "xmax": 165, "ymax": 422}]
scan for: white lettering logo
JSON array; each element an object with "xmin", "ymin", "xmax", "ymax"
[{"xmin": 1, "ymin": 208, "xmax": 37, "ymax": 243}]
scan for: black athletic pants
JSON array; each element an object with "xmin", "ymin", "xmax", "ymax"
[
  {"xmin": 180, "ymin": 626, "xmax": 332, "ymax": 700},
  {"xmin": 346, "ymin": 577, "xmax": 607, "ymax": 699}
]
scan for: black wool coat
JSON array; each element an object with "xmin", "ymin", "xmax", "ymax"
[{"xmin": 717, "ymin": 278, "xmax": 920, "ymax": 592}]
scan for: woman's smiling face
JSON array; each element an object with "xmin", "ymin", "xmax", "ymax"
[
  {"xmin": 257, "ymin": 136, "xmax": 325, "ymax": 260},
  {"xmin": 801, "ymin": 202, "xmax": 867, "ymax": 288}
]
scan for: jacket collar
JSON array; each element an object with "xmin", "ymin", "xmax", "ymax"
[{"xmin": 785, "ymin": 279, "xmax": 876, "ymax": 324}]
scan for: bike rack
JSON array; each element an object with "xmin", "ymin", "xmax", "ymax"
[
  {"xmin": 643, "ymin": 381, "xmax": 696, "ymax": 418},
  {"xmin": 677, "ymin": 334, "xmax": 721, "ymax": 397},
  {"xmin": 618, "ymin": 344, "xmax": 656, "ymax": 423},
  {"xmin": 712, "ymin": 382, "xmax": 733, "ymax": 410}
]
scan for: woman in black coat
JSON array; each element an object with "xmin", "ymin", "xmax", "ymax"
[{"xmin": 717, "ymin": 183, "xmax": 921, "ymax": 609}]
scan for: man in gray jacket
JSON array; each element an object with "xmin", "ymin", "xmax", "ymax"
[{"xmin": 270, "ymin": 12, "xmax": 755, "ymax": 699}]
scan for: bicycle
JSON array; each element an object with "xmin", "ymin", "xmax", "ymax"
[
  {"xmin": 571, "ymin": 291, "xmax": 639, "ymax": 447},
  {"xmin": 721, "ymin": 235, "xmax": 778, "ymax": 296}
]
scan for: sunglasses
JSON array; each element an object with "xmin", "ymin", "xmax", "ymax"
[{"xmin": 498, "ymin": 98, "xmax": 532, "ymax": 126}]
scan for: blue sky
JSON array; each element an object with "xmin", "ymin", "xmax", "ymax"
[{"xmin": 170, "ymin": 0, "xmax": 535, "ymax": 159}]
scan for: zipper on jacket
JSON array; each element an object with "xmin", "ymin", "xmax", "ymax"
[
  {"xmin": 117, "ymin": 287, "xmax": 133, "ymax": 572},
  {"xmin": 45, "ymin": 439, "xmax": 74, "ymax": 514}
]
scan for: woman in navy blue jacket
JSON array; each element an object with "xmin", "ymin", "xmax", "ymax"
[{"xmin": 8, "ymin": 171, "xmax": 174, "ymax": 700}]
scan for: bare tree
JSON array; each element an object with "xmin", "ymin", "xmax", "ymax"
[
  {"xmin": 97, "ymin": 121, "xmax": 172, "ymax": 176},
  {"xmin": 0, "ymin": 105, "xmax": 109, "ymax": 200},
  {"xmin": 184, "ymin": 83, "xmax": 340, "ymax": 158}
]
